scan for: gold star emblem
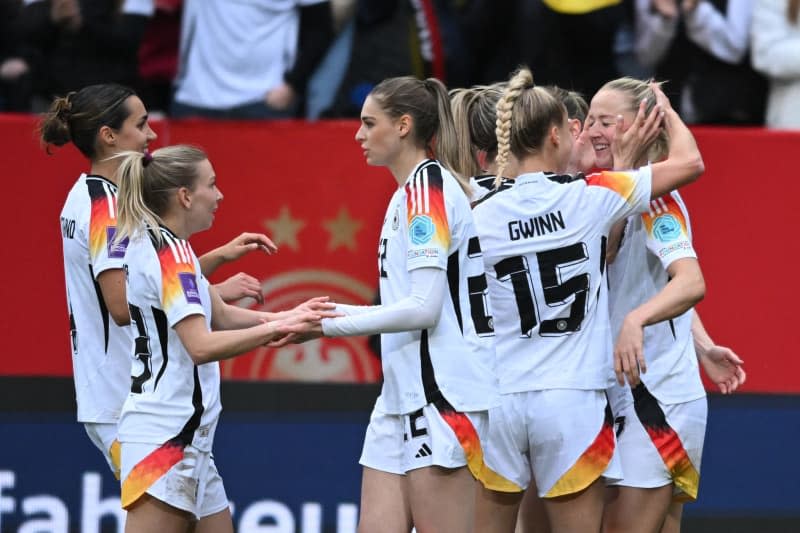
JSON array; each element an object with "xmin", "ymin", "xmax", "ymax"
[
  {"xmin": 264, "ymin": 206, "xmax": 306, "ymax": 251},
  {"xmin": 322, "ymin": 207, "xmax": 363, "ymax": 251}
]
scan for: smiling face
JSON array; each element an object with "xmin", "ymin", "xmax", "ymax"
[
  {"xmin": 586, "ymin": 88, "xmax": 635, "ymax": 170},
  {"xmin": 354, "ymin": 95, "xmax": 405, "ymax": 167},
  {"xmin": 186, "ymin": 159, "xmax": 223, "ymax": 234}
]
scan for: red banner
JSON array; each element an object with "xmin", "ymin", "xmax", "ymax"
[{"xmin": 0, "ymin": 116, "xmax": 793, "ymax": 392}]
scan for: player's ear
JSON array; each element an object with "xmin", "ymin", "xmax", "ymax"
[{"xmin": 397, "ymin": 114, "xmax": 412, "ymax": 139}]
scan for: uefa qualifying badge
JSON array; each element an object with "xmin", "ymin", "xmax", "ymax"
[
  {"xmin": 409, "ymin": 215, "xmax": 435, "ymax": 245},
  {"xmin": 652, "ymin": 214, "xmax": 682, "ymax": 243}
]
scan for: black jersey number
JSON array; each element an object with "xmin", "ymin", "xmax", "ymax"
[
  {"xmin": 494, "ymin": 243, "xmax": 590, "ymax": 337},
  {"xmin": 378, "ymin": 238, "xmax": 389, "ymax": 278},
  {"xmin": 467, "ymin": 236, "xmax": 494, "ymax": 336},
  {"xmin": 128, "ymin": 304, "xmax": 153, "ymax": 394}
]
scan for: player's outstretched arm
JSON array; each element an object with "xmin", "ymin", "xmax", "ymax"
[{"xmin": 199, "ymin": 232, "xmax": 277, "ymax": 277}]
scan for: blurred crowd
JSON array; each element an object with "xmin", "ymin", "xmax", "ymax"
[{"xmin": 1, "ymin": 0, "xmax": 798, "ymax": 128}]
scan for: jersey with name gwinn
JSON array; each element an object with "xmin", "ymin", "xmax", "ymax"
[
  {"xmin": 117, "ymin": 227, "xmax": 220, "ymax": 451},
  {"xmin": 60, "ymin": 174, "xmax": 131, "ymax": 423},
  {"xmin": 472, "ymin": 168, "xmax": 652, "ymax": 393},
  {"xmin": 607, "ymin": 191, "xmax": 705, "ymax": 405},
  {"xmin": 378, "ymin": 159, "xmax": 499, "ymax": 415}
]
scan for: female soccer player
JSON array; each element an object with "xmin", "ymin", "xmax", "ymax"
[
  {"xmin": 314, "ymin": 76, "xmax": 515, "ymax": 533},
  {"xmin": 471, "ymin": 67, "xmax": 704, "ymax": 533},
  {"xmin": 586, "ymin": 77, "xmax": 745, "ymax": 533},
  {"xmin": 113, "ymin": 145, "xmax": 327, "ymax": 533},
  {"xmin": 42, "ymin": 83, "xmax": 277, "ymax": 479}
]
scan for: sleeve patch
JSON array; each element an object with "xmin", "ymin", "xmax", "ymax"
[
  {"xmin": 409, "ymin": 215, "xmax": 435, "ymax": 245},
  {"xmin": 651, "ymin": 214, "xmax": 683, "ymax": 243},
  {"xmin": 106, "ymin": 226, "xmax": 129, "ymax": 259},
  {"xmin": 178, "ymin": 272, "xmax": 202, "ymax": 305}
]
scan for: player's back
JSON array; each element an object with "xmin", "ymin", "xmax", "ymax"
[
  {"xmin": 60, "ymin": 173, "xmax": 131, "ymax": 423},
  {"xmin": 472, "ymin": 169, "xmax": 652, "ymax": 393}
]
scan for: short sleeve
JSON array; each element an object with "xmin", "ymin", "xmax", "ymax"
[
  {"xmin": 642, "ymin": 191, "xmax": 697, "ymax": 269},
  {"xmin": 585, "ymin": 166, "xmax": 652, "ymax": 226},
  {"xmin": 405, "ymin": 166, "xmax": 451, "ymax": 271},
  {"xmin": 87, "ymin": 180, "xmax": 127, "ymax": 277},
  {"xmin": 156, "ymin": 236, "xmax": 206, "ymax": 327}
]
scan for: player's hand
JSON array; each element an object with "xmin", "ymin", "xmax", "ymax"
[
  {"xmin": 214, "ymin": 272, "xmax": 264, "ymax": 304},
  {"xmin": 614, "ymin": 315, "xmax": 647, "ymax": 386},
  {"xmin": 218, "ymin": 232, "xmax": 277, "ymax": 262},
  {"xmin": 291, "ymin": 296, "xmax": 341, "ymax": 318},
  {"xmin": 699, "ymin": 345, "xmax": 746, "ymax": 394},
  {"xmin": 611, "ymin": 98, "xmax": 664, "ymax": 170},
  {"xmin": 567, "ymin": 125, "xmax": 596, "ymax": 174},
  {"xmin": 265, "ymin": 312, "xmax": 323, "ymax": 347}
]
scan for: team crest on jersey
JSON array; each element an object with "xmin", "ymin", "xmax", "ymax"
[
  {"xmin": 106, "ymin": 226, "xmax": 129, "ymax": 258},
  {"xmin": 409, "ymin": 215, "xmax": 435, "ymax": 245},
  {"xmin": 652, "ymin": 214, "xmax": 682, "ymax": 243},
  {"xmin": 178, "ymin": 272, "xmax": 202, "ymax": 304}
]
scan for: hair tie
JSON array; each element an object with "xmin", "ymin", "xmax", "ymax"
[{"xmin": 142, "ymin": 151, "xmax": 153, "ymax": 167}]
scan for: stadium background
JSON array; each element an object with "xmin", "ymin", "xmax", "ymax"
[{"xmin": 0, "ymin": 115, "xmax": 797, "ymax": 532}]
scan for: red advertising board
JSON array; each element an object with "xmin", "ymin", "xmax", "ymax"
[{"xmin": 0, "ymin": 116, "xmax": 791, "ymax": 392}]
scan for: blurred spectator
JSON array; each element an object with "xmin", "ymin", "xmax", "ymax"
[
  {"xmin": 17, "ymin": 0, "xmax": 153, "ymax": 110},
  {"xmin": 0, "ymin": 0, "xmax": 34, "ymax": 111},
  {"xmin": 171, "ymin": 0, "xmax": 334, "ymax": 119},
  {"xmin": 137, "ymin": 0, "xmax": 181, "ymax": 115},
  {"xmin": 326, "ymin": 0, "xmax": 483, "ymax": 118},
  {"xmin": 305, "ymin": 0, "xmax": 356, "ymax": 120},
  {"xmin": 455, "ymin": 0, "xmax": 531, "ymax": 86},
  {"xmin": 534, "ymin": 0, "xmax": 627, "ymax": 98},
  {"xmin": 634, "ymin": 0, "xmax": 766, "ymax": 125},
  {"xmin": 751, "ymin": 0, "xmax": 800, "ymax": 129}
]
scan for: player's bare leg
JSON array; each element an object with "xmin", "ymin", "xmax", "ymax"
[
  {"xmin": 357, "ymin": 467, "xmax": 412, "ymax": 533},
  {"xmin": 475, "ymin": 482, "xmax": 524, "ymax": 533},
  {"xmin": 659, "ymin": 501, "xmax": 683, "ymax": 533},
  {"xmin": 194, "ymin": 507, "xmax": 233, "ymax": 533},
  {"xmin": 125, "ymin": 494, "xmax": 191, "ymax": 533},
  {"xmin": 517, "ymin": 476, "xmax": 551, "ymax": 533},
  {"xmin": 602, "ymin": 485, "xmax": 673, "ymax": 533},
  {"xmin": 543, "ymin": 478, "xmax": 605, "ymax": 533},
  {"xmin": 407, "ymin": 465, "xmax": 475, "ymax": 533}
]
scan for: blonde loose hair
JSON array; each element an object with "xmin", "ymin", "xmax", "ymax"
[
  {"xmin": 448, "ymin": 83, "xmax": 505, "ymax": 179},
  {"xmin": 114, "ymin": 145, "xmax": 208, "ymax": 245},
  {"xmin": 599, "ymin": 77, "xmax": 670, "ymax": 163}
]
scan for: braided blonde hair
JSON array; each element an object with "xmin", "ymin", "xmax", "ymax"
[{"xmin": 494, "ymin": 67, "xmax": 565, "ymax": 187}]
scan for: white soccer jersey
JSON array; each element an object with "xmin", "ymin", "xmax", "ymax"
[
  {"xmin": 377, "ymin": 159, "xmax": 498, "ymax": 415},
  {"xmin": 472, "ymin": 169, "xmax": 652, "ymax": 393},
  {"xmin": 607, "ymin": 191, "xmax": 706, "ymax": 404},
  {"xmin": 60, "ymin": 174, "xmax": 132, "ymax": 423},
  {"xmin": 117, "ymin": 227, "xmax": 221, "ymax": 451}
]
